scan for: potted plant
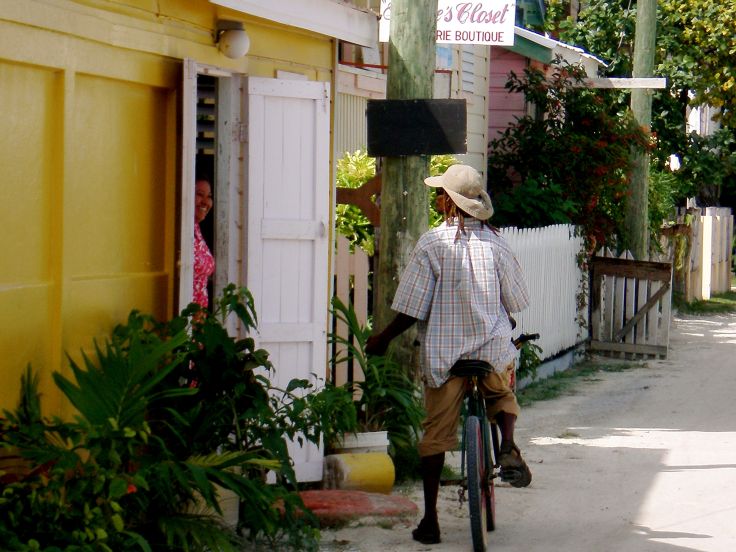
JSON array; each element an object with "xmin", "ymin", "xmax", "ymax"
[
  {"xmin": 161, "ymin": 285, "xmax": 358, "ymax": 477},
  {"xmin": 152, "ymin": 285, "xmax": 359, "ymax": 544},
  {"xmin": 325, "ymin": 297, "xmax": 425, "ymax": 491}
]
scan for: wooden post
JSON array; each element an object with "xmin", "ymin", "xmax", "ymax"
[
  {"xmin": 626, "ymin": 0, "xmax": 657, "ymax": 260},
  {"xmin": 374, "ymin": 0, "xmax": 437, "ymax": 369}
]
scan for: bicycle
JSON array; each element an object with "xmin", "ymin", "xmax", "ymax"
[{"xmin": 443, "ymin": 332, "xmax": 539, "ymax": 552}]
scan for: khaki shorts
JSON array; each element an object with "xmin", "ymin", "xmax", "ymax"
[{"xmin": 418, "ymin": 362, "xmax": 520, "ymax": 457}]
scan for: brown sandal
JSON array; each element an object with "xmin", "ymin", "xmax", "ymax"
[{"xmin": 498, "ymin": 442, "xmax": 532, "ymax": 487}]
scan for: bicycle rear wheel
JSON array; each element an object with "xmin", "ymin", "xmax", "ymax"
[
  {"xmin": 484, "ymin": 472, "xmax": 496, "ymax": 532},
  {"xmin": 486, "ymin": 423, "xmax": 500, "ymax": 532},
  {"xmin": 465, "ymin": 415, "xmax": 488, "ymax": 552}
]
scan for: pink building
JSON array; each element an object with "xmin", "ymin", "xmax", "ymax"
[{"xmin": 488, "ymin": 27, "xmax": 605, "ymax": 142}]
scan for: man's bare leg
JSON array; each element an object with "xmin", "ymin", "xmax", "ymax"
[{"xmin": 412, "ymin": 452, "xmax": 444, "ymax": 544}]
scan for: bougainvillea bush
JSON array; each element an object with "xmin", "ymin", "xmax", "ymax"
[{"xmin": 488, "ymin": 58, "xmax": 654, "ymax": 254}]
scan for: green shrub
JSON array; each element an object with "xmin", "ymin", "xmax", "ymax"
[
  {"xmin": 328, "ymin": 298, "xmax": 425, "ymax": 472},
  {"xmin": 335, "ymin": 150, "xmax": 459, "ymax": 254},
  {"xmin": 1, "ymin": 285, "xmax": 355, "ymax": 552},
  {"xmin": 488, "ymin": 58, "xmax": 653, "ymax": 253}
]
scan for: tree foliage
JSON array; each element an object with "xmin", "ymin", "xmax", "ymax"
[
  {"xmin": 544, "ymin": 0, "xmax": 736, "ymax": 205},
  {"xmin": 547, "ymin": 0, "xmax": 736, "ymax": 124},
  {"xmin": 335, "ymin": 151, "xmax": 457, "ymax": 254},
  {"xmin": 657, "ymin": 0, "xmax": 736, "ymax": 127}
]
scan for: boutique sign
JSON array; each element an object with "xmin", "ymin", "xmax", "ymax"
[{"xmin": 379, "ymin": 0, "xmax": 516, "ymax": 46}]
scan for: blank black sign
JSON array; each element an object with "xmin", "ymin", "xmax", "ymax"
[{"xmin": 366, "ymin": 99, "xmax": 467, "ymax": 156}]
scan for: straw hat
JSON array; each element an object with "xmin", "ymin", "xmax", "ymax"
[{"xmin": 424, "ymin": 164, "xmax": 494, "ymax": 220}]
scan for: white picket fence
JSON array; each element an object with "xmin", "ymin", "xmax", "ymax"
[
  {"xmin": 332, "ymin": 224, "xmax": 586, "ymax": 384},
  {"xmin": 500, "ymin": 225, "xmax": 586, "ymax": 361},
  {"xmin": 332, "ymin": 235, "xmax": 370, "ymax": 387},
  {"xmin": 678, "ymin": 206, "xmax": 733, "ymax": 301}
]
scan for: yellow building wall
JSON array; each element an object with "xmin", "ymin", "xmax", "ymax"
[
  {"xmin": 0, "ymin": 0, "xmax": 334, "ymax": 414},
  {"xmin": 0, "ymin": 61, "xmax": 61, "ymax": 413}
]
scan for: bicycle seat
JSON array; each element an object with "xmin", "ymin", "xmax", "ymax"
[{"xmin": 449, "ymin": 359, "xmax": 494, "ymax": 378}]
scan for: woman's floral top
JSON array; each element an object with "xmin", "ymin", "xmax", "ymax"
[{"xmin": 193, "ymin": 223, "xmax": 215, "ymax": 308}]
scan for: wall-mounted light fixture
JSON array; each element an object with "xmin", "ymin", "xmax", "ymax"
[{"xmin": 216, "ymin": 20, "xmax": 250, "ymax": 59}]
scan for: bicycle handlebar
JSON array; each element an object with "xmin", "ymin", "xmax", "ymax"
[{"xmin": 512, "ymin": 333, "xmax": 540, "ymax": 350}]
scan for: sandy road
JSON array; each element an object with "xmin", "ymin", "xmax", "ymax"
[{"xmin": 320, "ymin": 311, "xmax": 736, "ymax": 552}]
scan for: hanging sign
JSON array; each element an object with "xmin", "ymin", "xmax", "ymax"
[
  {"xmin": 379, "ymin": 0, "xmax": 516, "ymax": 46},
  {"xmin": 366, "ymin": 99, "xmax": 468, "ymax": 156}
]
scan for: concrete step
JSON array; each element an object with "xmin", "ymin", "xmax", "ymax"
[{"xmin": 300, "ymin": 489, "xmax": 418, "ymax": 528}]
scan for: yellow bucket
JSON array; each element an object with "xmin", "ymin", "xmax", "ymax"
[{"xmin": 323, "ymin": 452, "xmax": 395, "ymax": 494}]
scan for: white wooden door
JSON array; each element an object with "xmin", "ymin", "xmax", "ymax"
[
  {"xmin": 245, "ymin": 77, "xmax": 330, "ymax": 482},
  {"xmin": 178, "ymin": 59, "xmax": 198, "ymax": 310}
]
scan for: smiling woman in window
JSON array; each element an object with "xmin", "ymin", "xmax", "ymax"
[{"xmin": 193, "ymin": 177, "xmax": 215, "ymax": 309}]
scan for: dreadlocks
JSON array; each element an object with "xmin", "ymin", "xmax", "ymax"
[{"xmin": 442, "ymin": 195, "xmax": 498, "ymax": 242}]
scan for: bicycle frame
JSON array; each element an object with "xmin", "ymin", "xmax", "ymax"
[{"xmin": 461, "ymin": 374, "xmax": 496, "ymax": 488}]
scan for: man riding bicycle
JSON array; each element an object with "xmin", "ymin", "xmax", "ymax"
[{"xmin": 365, "ymin": 164, "xmax": 532, "ymax": 545}]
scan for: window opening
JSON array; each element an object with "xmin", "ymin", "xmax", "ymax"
[{"xmin": 196, "ymin": 75, "xmax": 217, "ymax": 312}]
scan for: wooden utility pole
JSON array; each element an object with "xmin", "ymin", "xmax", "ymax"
[
  {"xmin": 374, "ymin": 0, "xmax": 437, "ymax": 366},
  {"xmin": 626, "ymin": 0, "xmax": 657, "ymax": 259}
]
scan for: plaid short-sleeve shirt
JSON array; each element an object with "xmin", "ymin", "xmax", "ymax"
[{"xmin": 391, "ymin": 219, "xmax": 530, "ymax": 388}]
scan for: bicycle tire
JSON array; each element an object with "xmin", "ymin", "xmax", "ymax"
[
  {"xmin": 487, "ymin": 422, "xmax": 500, "ymax": 532},
  {"xmin": 465, "ymin": 415, "xmax": 488, "ymax": 552},
  {"xmin": 486, "ymin": 475, "xmax": 496, "ymax": 532}
]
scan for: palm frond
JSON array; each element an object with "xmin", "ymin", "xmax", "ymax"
[
  {"xmin": 14, "ymin": 364, "xmax": 42, "ymax": 425},
  {"xmin": 157, "ymin": 514, "xmax": 242, "ymax": 552},
  {"xmin": 53, "ymin": 329, "xmax": 189, "ymax": 429},
  {"xmin": 187, "ymin": 450, "xmax": 281, "ymax": 472}
]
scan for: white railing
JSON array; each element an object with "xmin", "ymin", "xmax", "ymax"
[{"xmin": 501, "ymin": 224, "xmax": 586, "ymax": 361}]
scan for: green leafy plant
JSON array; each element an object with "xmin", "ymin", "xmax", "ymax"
[
  {"xmin": 1, "ymin": 347, "xmax": 255, "ymax": 551},
  {"xmin": 517, "ymin": 340, "xmax": 543, "ymax": 383},
  {"xmin": 328, "ymin": 297, "xmax": 425, "ymax": 456},
  {"xmin": 151, "ymin": 285, "xmax": 355, "ymax": 549},
  {"xmin": 335, "ymin": 150, "xmax": 460, "ymax": 254},
  {"xmin": 335, "ymin": 150, "xmax": 378, "ymax": 255},
  {"xmin": 160, "ymin": 287, "xmax": 357, "ymax": 484},
  {"xmin": 0, "ymin": 285, "xmax": 349, "ymax": 552}
]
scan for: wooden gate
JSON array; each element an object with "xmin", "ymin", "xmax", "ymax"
[{"xmin": 589, "ymin": 252, "xmax": 673, "ymax": 359}]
